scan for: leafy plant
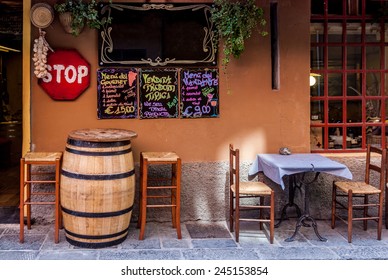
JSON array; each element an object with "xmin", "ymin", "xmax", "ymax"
[
  {"xmin": 211, "ymin": 0, "xmax": 267, "ymax": 67},
  {"xmin": 54, "ymin": 0, "xmax": 111, "ymax": 36}
]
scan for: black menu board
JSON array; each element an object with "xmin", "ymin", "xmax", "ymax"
[
  {"xmin": 97, "ymin": 68, "xmax": 138, "ymax": 119},
  {"xmin": 139, "ymin": 69, "xmax": 179, "ymax": 119},
  {"xmin": 180, "ymin": 69, "xmax": 219, "ymax": 118}
]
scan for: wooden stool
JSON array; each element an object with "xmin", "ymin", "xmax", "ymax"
[
  {"xmin": 19, "ymin": 152, "xmax": 63, "ymax": 243},
  {"xmin": 137, "ymin": 152, "xmax": 182, "ymax": 240}
]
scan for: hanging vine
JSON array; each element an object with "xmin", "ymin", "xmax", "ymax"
[{"xmin": 211, "ymin": 0, "xmax": 267, "ymax": 68}]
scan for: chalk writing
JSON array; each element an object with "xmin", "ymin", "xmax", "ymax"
[
  {"xmin": 181, "ymin": 69, "xmax": 219, "ymax": 118},
  {"xmin": 97, "ymin": 68, "xmax": 138, "ymax": 119},
  {"xmin": 140, "ymin": 69, "xmax": 179, "ymax": 119}
]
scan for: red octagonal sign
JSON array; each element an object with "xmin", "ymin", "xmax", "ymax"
[{"xmin": 39, "ymin": 49, "xmax": 90, "ymax": 100}]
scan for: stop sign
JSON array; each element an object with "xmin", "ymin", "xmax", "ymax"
[{"xmin": 38, "ymin": 49, "xmax": 90, "ymax": 100}]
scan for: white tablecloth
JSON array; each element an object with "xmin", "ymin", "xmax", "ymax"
[{"xmin": 248, "ymin": 154, "xmax": 353, "ymax": 189}]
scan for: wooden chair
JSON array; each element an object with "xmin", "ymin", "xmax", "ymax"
[
  {"xmin": 19, "ymin": 152, "xmax": 63, "ymax": 243},
  {"xmin": 331, "ymin": 144, "xmax": 386, "ymax": 243},
  {"xmin": 229, "ymin": 144, "xmax": 275, "ymax": 243},
  {"xmin": 137, "ymin": 152, "xmax": 181, "ymax": 240}
]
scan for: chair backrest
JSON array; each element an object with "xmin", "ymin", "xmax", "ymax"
[
  {"xmin": 365, "ymin": 144, "xmax": 386, "ymax": 191},
  {"xmin": 229, "ymin": 144, "xmax": 240, "ymax": 190}
]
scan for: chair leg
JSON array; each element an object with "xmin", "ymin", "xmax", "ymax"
[
  {"xmin": 363, "ymin": 194, "xmax": 368, "ymax": 231},
  {"xmin": 259, "ymin": 196, "xmax": 264, "ymax": 230},
  {"xmin": 235, "ymin": 195, "xmax": 240, "ymax": 242},
  {"xmin": 385, "ymin": 188, "xmax": 388, "ymax": 229},
  {"xmin": 331, "ymin": 182, "xmax": 336, "ymax": 229},
  {"xmin": 229, "ymin": 190, "xmax": 234, "ymax": 232},
  {"xmin": 269, "ymin": 191, "xmax": 275, "ymax": 244},
  {"xmin": 347, "ymin": 190, "xmax": 353, "ymax": 243},
  {"xmin": 377, "ymin": 193, "xmax": 383, "ymax": 240}
]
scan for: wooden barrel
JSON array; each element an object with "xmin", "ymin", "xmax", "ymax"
[{"xmin": 60, "ymin": 128, "xmax": 137, "ymax": 248}]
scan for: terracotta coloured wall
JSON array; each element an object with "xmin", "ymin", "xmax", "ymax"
[{"xmin": 30, "ymin": 0, "xmax": 310, "ymax": 163}]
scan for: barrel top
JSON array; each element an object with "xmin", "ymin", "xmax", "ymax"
[{"xmin": 68, "ymin": 128, "xmax": 137, "ymax": 142}]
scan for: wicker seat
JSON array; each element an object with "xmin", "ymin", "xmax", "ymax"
[
  {"xmin": 19, "ymin": 152, "xmax": 62, "ymax": 243},
  {"xmin": 331, "ymin": 144, "xmax": 386, "ymax": 243},
  {"xmin": 229, "ymin": 144, "xmax": 275, "ymax": 243}
]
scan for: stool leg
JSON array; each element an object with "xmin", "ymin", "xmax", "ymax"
[
  {"xmin": 139, "ymin": 157, "xmax": 148, "ymax": 240},
  {"xmin": 54, "ymin": 158, "xmax": 60, "ymax": 243},
  {"xmin": 19, "ymin": 158, "xmax": 25, "ymax": 243},
  {"xmin": 26, "ymin": 163, "xmax": 31, "ymax": 229},
  {"xmin": 171, "ymin": 163, "xmax": 177, "ymax": 228},
  {"xmin": 137, "ymin": 154, "xmax": 143, "ymax": 229},
  {"xmin": 175, "ymin": 158, "xmax": 182, "ymax": 239}
]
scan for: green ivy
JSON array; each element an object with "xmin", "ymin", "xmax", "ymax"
[{"xmin": 211, "ymin": 0, "xmax": 267, "ymax": 67}]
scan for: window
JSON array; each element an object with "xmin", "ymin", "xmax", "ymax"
[{"xmin": 310, "ymin": 0, "xmax": 388, "ymax": 151}]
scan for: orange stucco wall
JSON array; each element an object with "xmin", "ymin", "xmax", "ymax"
[{"xmin": 30, "ymin": 0, "xmax": 310, "ymax": 163}]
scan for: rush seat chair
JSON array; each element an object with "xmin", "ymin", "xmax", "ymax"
[
  {"xmin": 331, "ymin": 144, "xmax": 386, "ymax": 243},
  {"xmin": 19, "ymin": 152, "xmax": 63, "ymax": 243},
  {"xmin": 229, "ymin": 144, "xmax": 275, "ymax": 243},
  {"xmin": 137, "ymin": 152, "xmax": 182, "ymax": 240}
]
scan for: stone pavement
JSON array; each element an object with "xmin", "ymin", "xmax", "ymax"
[{"xmin": 0, "ymin": 219, "xmax": 388, "ymax": 260}]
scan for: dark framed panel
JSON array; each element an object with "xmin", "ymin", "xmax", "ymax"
[
  {"xmin": 139, "ymin": 68, "xmax": 179, "ymax": 119},
  {"xmin": 180, "ymin": 68, "xmax": 219, "ymax": 118},
  {"xmin": 99, "ymin": 3, "xmax": 217, "ymax": 67},
  {"xmin": 97, "ymin": 68, "xmax": 138, "ymax": 119}
]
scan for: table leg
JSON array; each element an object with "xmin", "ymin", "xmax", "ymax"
[
  {"xmin": 275, "ymin": 175, "xmax": 302, "ymax": 228},
  {"xmin": 285, "ymin": 173, "xmax": 327, "ymax": 242}
]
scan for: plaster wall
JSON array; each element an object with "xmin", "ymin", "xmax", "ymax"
[{"xmin": 30, "ymin": 0, "xmax": 311, "ymax": 161}]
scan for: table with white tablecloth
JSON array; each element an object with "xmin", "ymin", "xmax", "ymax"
[{"xmin": 248, "ymin": 154, "xmax": 352, "ymax": 241}]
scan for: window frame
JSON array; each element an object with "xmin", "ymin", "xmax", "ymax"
[{"xmin": 310, "ymin": 0, "xmax": 388, "ymax": 152}]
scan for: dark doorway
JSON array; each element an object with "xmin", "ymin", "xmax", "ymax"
[{"xmin": 0, "ymin": 0, "xmax": 23, "ymax": 216}]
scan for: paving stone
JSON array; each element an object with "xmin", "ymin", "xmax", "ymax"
[
  {"xmin": 99, "ymin": 249, "xmax": 182, "ymax": 260},
  {"xmin": 331, "ymin": 246, "xmax": 388, "ymax": 260},
  {"xmin": 162, "ymin": 239, "xmax": 191, "ymax": 249},
  {"xmin": 37, "ymin": 250, "xmax": 99, "ymax": 260},
  {"xmin": 191, "ymin": 239, "xmax": 237, "ymax": 248},
  {"xmin": 0, "ymin": 234, "xmax": 45, "ymax": 250},
  {"xmin": 0, "ymin": 221, "xmax": 387, "ymax": 260},
  {"xmin": 256, "ymin": 246, "xmax": 341, "ymax": 260},
  {"xmin": 0, "ymin": 251, "xmax": 39, "ymax": 260},
  {"xmin": 121, "ymin": 238, "xmax": 161, "ymax": 250},
  {"xmin": 186, "ymin": 222, "xmax": 231, "ymax": 239},
  {"xmin": 273, "ymin": 230, "xmax": 310, "ymax": 246},
  {"xmin": 182, "ymin": 248, "xmax": 259, "ymax": 260}
]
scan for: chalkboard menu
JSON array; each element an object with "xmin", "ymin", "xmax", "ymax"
[
  {"xmin": 139, "ymin": 69, "xmax": 179, "ymax": 119},
  {"xmin": 180, "ymin": 69, "xmax": 219, "ymax": 118},
  {"xmin": 97, "ymin": 68, "xmax": 138, "ymax": 119}
]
